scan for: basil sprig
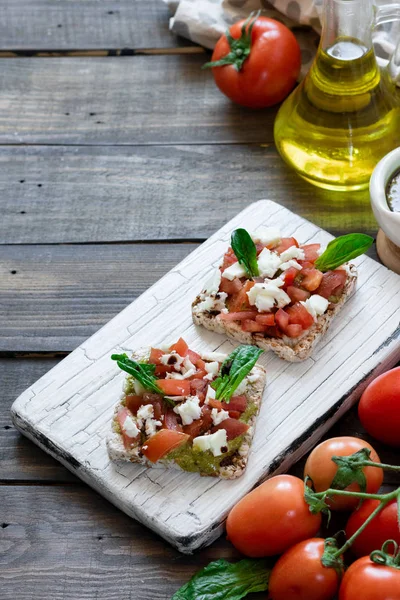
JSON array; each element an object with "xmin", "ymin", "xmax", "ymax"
[
  {"xmin": 231, "ymin": 228, "xmax": 259, "ymax": 278},
  {"xmin": 111, "ymin": 353, "xmax": 163, "ymax": 395},
  {"xmin": 212, "ymin": 345, "xmax": 262, "ymax": 402},
  {"xmin": 172, "ymin": 558, "xmax": 270, "ymax": 600},
  {"xmin": 315, "ymin": 233, "xmax": 374, "ymax": 272}
]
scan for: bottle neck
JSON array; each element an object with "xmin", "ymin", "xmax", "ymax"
[{"xmin": 320, "ymin": 0, "xmax": 374, "ymax": 56}]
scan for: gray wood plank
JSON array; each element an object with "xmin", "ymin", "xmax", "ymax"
[
  {"xmin": 0, "ymin": 145, "xmax": 378, "ymax": 244},
  {"xmin": 0, "ymin": 0, "xmax": 183, "ymax": 51},
  {"xmin": 0, "ymin": 56, "xmax": 278, "ymax": 145},
  {"xmin": 0, "ymin": 358, "xmax": 76, "ymax": 482},
  {"xmin": 0, "ymin": 243, "xmax": 197, "ymax": 353}
]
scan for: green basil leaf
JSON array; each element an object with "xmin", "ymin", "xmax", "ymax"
[
  {"xmin": 212, "ymin": 345, "xmax": 263, "ymax": 402},
  {"xmin": 231, "ymin": 228, "xmax": 259, "ymax": 278},
  {"xmin": 111, "ymin": 353, "xmax": 163, "ymax": 395},
  {"xmin": 171, "ymin": 558, "xmax": 270, "ymax": 600},
  {"xmin": 315, "ymin": 233, "xmax": 374, "ymax": 272}
]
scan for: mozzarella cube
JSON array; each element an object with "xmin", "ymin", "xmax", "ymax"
[
  {"xmin": 211, "ymin": 408, "xmax": 230, "ymax": 426},
  {"xmin": 193, "ymin": 429, "xmax": 228, "ymax": 457},
  {"xmin": 252, "ymin": 226, "xmax": 281, "ymax": 246},
  {"xmin": 123, "ymin": 415, "xmax": 140, "ymax": 439},
  {"xmin": 205, "ymin": 361, "xmax": 220, "ymax": 376},
  {"xmin": 247, "ymin": 281, "xmax": 291, "ymax": 312},
  {"xmin": 279, "ymin": 246, "xmax": 305, "ymax": 262},
  {"xmin": 173, "ymin": 395, "xmax": 202, "ymax": 425},
  {"xmin": 300, "ymin": 294, "xmax": 329, "ymax": 321},
  {"xmin": 280, "ymin": 259, "xmax": 302, "ymax": 271},
  {"xmin": 222, "ymin": 261, "xmax": 247, "ymax": 281},
  {"xmin": 257, "ymin": 248, "xmax": 282, "ymax": 279},
  {"xmin": 205, "ymin": 384, "xmax": 216, "ymax": 404}
]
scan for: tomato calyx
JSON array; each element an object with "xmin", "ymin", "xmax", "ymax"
[
  {"xmin": 370, "ymin": 540, "xmax": 400, "ymax": 570},
  {"xmin": 330, "ymin": 447, "xmax": 372, "ymax": 494},
  {"xmin": 203, "ymin": 11, "xmax": 260, "ymax": 72},
  {"xmin": 321, "ymin": 537, "xmax": 344, "ymax": 577},
  {"xmin": 304, "ymin": 476, "xmax": 332, "ymax": 522}
]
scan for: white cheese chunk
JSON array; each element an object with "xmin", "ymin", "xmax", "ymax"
[
  {"xmin": 137, "ymin": 404, "xmax": 154, "ymax": 422},
  {"xmin": 145, "ymin": 418, "xmax": 162, "ymax": 437},
  {"xmin": 252, "ymin": 226, "xmax": 281, "ymax": 247},
  {"xmin": 279, "ymin": 246, "xmax": 305, "ymax": 262},
  {"xmin": 201, "ymin": 352, "xmax": 227, "ymax": 362},
  {"xmin": 222, "ymin": 261, "xmax": 247, "ymax": 281},
  {"xmin": 257, "ymin": 247, "xmax": 282, "ymax": 278},
  {"xmin": 203, "ymin": 269, "xmax": 222, "ymax": 295},
  {"xmin": 211, "ymin": 408, "xmax": 230, "ymax": 426},
  {"xmin": 123, "ymin": 415, "xmax": 140, "ymax": 439},
  {"xmin": 247, "ymin": 281, "xmax": 291, "ymax": 312},
  {"xmin": 280, "ymin": 259, "xmax": 302, "ymax": 271},
  {"xmin": 196, "ymin": 292, "xmax": 228, "ymax": 313},
  {"xmin": 205, "ymin": 361, "xmax": 220, "ymax": 376},
  {"xmin": 193, "ymin": 429, "xmax": 228, "ymax": 457},
  {"xmin": 205, "ymin": 384, "xmax": 216, "ymax": 404},
  {"xmin": 247, "ymin": 371, "xmax": 260, "ymax": 383},
  {"xmin": 160, "ymin": 352, "xmax": 184, "ymax": 369},
  {"xmin": 173, "ymin": 395, "xmax": 202, "ymax": 425},
  {"xmin": 182, "ymin": 357, "xmax": 196, "ymax": 373},
  {"xmin": 300, "ymin": 294, "xmax": 329, "ymax": 321}
]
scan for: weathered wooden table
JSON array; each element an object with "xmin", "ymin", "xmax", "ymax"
[{"xmin": 1, "ymin": 3, "xmax": 399, "ymax": 598}]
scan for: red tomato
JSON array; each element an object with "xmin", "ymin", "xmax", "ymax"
[
  {"xmin": 156, "ymin": 379, "xmax": 191, "ymax": 396},
  {"xmin": 142, "ymin": 430, "xmax": 189, "ymax": 463},
  {"xmin": 190, "ymin": 378, "xmax": 209, "ymax": 403},
  {"xmin": 275, "ymin": 308, "xmax": 290, "ymax": 331},
  {"xmin": 149, "ymin": 348, "xmax": 164, "ymax": 365},
  {"xmin": 301, "ymin": 268, "xmax": 324, "ymax": 291},
  {"xmin": 183, "ymin": 405, "xmax": 213, "ymax": 438},
  {"xmin": 226, "ymin": 475, "xmax": 321, "ymax": 557},
  {"xmin": 339, "ymin": 555, "xmax": 400, "ymax": 600},
  {"xmin": 255, "ymin": 313, "xmax": 276, "ymax": 326},
  {"xmin": 241, "ymin": 319, "xmax": 269, "ymax": 333},
  {"xmin": 345, "ymin": 499, "xmax": 400, "ymax": 557},
  {"xmin": 117, "ymin": 407, "xmax": 140, "ymax": 449},
  {"xmin": 162, "ymin": 408, "xmax": 183, "ymax": 432},
  {"xmin": 283, "ymin": 266, "xmax": 299, "ymax": 287},
  {"xmin": 169, "ymin": 337, "xmax": 188, "ymax": 357},
  {"xmin": 212, "ymin": 418, "xmax": 249, "ymax": 441},
  {"xmin": 286, "ymin": 285, "xmax": 310, "ymax": 303},
  {"xmin": 285, "ymin": 323, "xmax": 303, "ymax": 338},
  {"xmin": 221, "ymin": 247, "xmax": 237, "ymax": 270},
  {"xmin": 228, "ymin": 280, "xmax": 255, "ymax": 312},
  {"xmin": 304, "ymin": 437, "xmax": 383, "ymax": 511},
  {"xmin": 208, "ymin": 17, "xmax": 301, "ymax": 109},
  {"xmin": 125, "ymin": 393, "xmax": 163, "ymax": 420},
  {"xmin": 208, "ymin": 395, "xmax": 247, "ymax": 417},
  {"xmin": 220, "ymin": 310, "xmax": 259, "ymax": 321},
  {"xmin": 316, "ymin": 270, "xmax": 347, "ymax": 299},
  {"xmin": 154, "ymin": 364, "xmax": 174, "ymax": 377},
  {"xmin": 358, "ymin": 367, "xmax": 400, "ymax": 448},
  {"xmin": 301, "ymin": 244, "xmax": 321, "ymax": 262},
  {"xmin": 219, "ymin": 277, "xmax": 243, "ymax": 295},
  {"xmin": 286, "ymin": 302, "xmax": 314, "ymax": 330},
  {"xmin": 274, "ymin": 237, "xmax": 299, "ymax": 254},
  {"xmin": 186, "ymin": 348, "xmax": 202, "ymax": 365},
  {"xmin": 269, "ymin": 538, "xmax": 340, "ymax": 600}
]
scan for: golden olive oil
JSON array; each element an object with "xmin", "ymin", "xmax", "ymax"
[{"xmin": 274, "ymin": 37, "xmax": 400, "ymax": 191}]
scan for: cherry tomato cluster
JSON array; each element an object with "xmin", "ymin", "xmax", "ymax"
[{"xmin": 225, "ymin": 367, "xmax": 400, "ymax": 600}]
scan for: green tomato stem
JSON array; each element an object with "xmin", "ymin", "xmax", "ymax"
[{"xmin": 362, "ymin": 460, "xmax": 400, "ymax": 472}]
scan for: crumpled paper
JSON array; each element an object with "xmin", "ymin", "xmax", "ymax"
[{"xmin": 162, "ymin": 0, "xmax": 399, "ymax": 73}]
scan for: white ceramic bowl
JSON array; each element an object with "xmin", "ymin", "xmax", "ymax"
[{"xmin": 370, "ymin": 147, "xmax": 400, "ymax": 246}]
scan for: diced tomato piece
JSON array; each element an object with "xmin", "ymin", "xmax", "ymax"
[
  {"xmin": 220, "ymin": 310, "xmax": 259, "ymax": 321},
  {"xmin": 207, "ymin": 398, "xmax": 224, "ymax": 411},
  {"xmin": 225, "ymin": 395, "xmax": 247, "ymax": 413},
  {"xmin": 275, "ymin": 308, "xmax": 290, "ymax": 332},
  {"xmin": 124, "ymin": 395, "xmax": 144, "ymax": 414},
  {"xmin": 156, "ymin": 379, "xmax": 191, "ymax": 396},
  {"xmin": 212, "ymin": 418, "xmax": 249, "ymax": 441},
  {"xmin": 316, "ymin": 270, "xmax": 348, "ymax": 299},
  {"xmin": 183, "ymin": 405, "xmax": 213, "ymax": 439},
  {"xmin": 301, "ymin": 244, "xmax": 320, "ymax": 262},
  {"xmin": 228, "ymin": 410, "xmax": 241, "ymax": 419},
  {"xmin": 298, "ymin": 260, "xmax": 316, "ymax": 270},
  {"xmin": 162, "ymin": 408, "xmax": 183, "ymax": 432},
  {"xmin": 219, "ymin": 277, "xmax": 243, "ymax": 296},
  {"xmin": 148, "ymin": 348, "xmax": 164, "ymax": 365},
  {"xmin": 154, "ymin": 364, "xmax": 174, "ymax": 377},
  {"xmin": 221, "ymin": 247, "xmax": 238, "ymax": 270},
  {"xmin": 117, "ymin": 407, "xmax": 140, "ymax": 449},
  {"xmin": 285, "ymin": 324, "xmax": 304, "ymax": 338},
  {"xmin": 301, "ymin": 268, "xmax": 324, "ymax": 291},
  {"xmin": 241, "ymin": 319, "xmax": 270, "ymax": 333},
  {"xmin": 286, "ymin": 302, "xmax": 314, "ymax": 330},
  {"xmin": 190, "ymin": 379, "xmax": 209, "ymax": 403},
  {"xmin": 283, "ymin": 266, "xmax": 299, "ymax": 287},
  {"xmin": 227, "ymin": 280, "xmax": 255, "ymax": 312},
  {"xmin": 126, "ymin": 394, "xmax": 163, "ymax": 419},
  {"xmin": 274, "ymin": 237, "xmax": 298, "ymax": 254},
  {"xmin": 200, "ymin": 404, "xmax": 213, "ymax": 430},
  {"xmin": 142, "ymin": 430, "xmax": 189, "ymax": 463},
  {"xmin": 169, "ymin": 338, "xmax": 188, "ymax": 357},
  {"xmin": 255, "ymin": 313, "xmax": 276, "ymax": 326},
  {"xmin": 187, "ymin": 349, "xmax": 202, "ymax": 365},
  {"xmin": 286, "ymin": 286, "xmax": 310, "ymax": 303}
]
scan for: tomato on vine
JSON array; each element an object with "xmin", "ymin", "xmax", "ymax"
[{"xmin": 345, "ymin": 498, "xmax": 400, "ymax": 557}]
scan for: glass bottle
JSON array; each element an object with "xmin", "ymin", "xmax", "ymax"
[{"xmin": 273, "ymin": 0, "xmax": 400, "ymax": 191}]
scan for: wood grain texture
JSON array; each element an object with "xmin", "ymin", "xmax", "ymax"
[
  {"xmin": 0, "ymin": 243, "xmax": 197, "ymax": 353},
  {"xmin": 0, "ymin": 0, "xmax": 181, "ymax": 51},
  {"xmin": 0, "ymin": 145, "xmax": 378, "ymax": 244},
  {"xmin": 0, "ymin": 56, "xmax": 278, "ymax": 145},
  {"xmin": 11, "ymin": 201, "xmax": 400, "ymax": 552},
  {"xmin": 0, "ymin": 358, "xmax": 77, "ymax": 482}
]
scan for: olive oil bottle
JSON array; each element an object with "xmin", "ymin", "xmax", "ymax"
[{"xmin": 274, "ymin": 0, "xmax": 400, "ymax": 191}]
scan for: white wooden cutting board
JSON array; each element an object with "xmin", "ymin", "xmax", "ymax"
[{"xmin": 11, "ymin": 200, "xmax": 400, "ymax": 553}]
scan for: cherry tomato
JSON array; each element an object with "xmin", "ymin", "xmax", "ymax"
[
  {"xmin": 304, "ymin": 437, "xmax": 383, "ymax": 511},
  {"xmin": 358, "ymin": 367, "xmax": 400, "ymax": 448},
  {"xmin": 268, "ymin": 538, "xmax": 340, "ymax": 600},
  {"xmin": 339, "ymin": 555, "xmax": 400, "ymax": 600},
  {"xmin": 226, "ymin": 475, "xmax": 321, "ymax": 557},
  {"xmin": 345, "ymin": 499, "xmax": 400, "ymax": 557},
  {"xmin": 208, "ymin": 17, "xmax": 301, "ymax": 108}
]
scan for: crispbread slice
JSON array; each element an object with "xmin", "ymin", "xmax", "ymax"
[
  {"xmin": 107, "ymin": 349, "xmax": 267, "ymax": 479},
  {"xmin": 192, "ymin": 266, "xmax": 357, "ymax": 362}
]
